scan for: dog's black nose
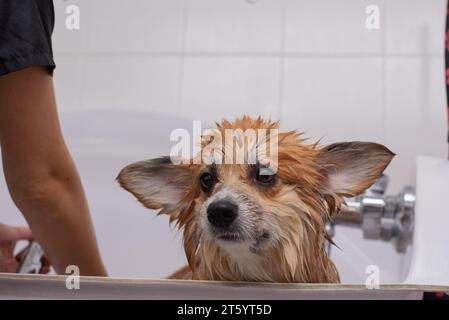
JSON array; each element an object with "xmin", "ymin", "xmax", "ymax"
[{"xmin": 207, "ymin": 200, "xmax": 238, "ymax": 228}]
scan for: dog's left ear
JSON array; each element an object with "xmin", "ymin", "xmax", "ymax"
[
  {"xmin": 117, "ymin": 156, "xmax": 194, "ymax": 214},
  {"xmin": 318, "ymin": 142, "xmax": 395, "ymax": 197}
]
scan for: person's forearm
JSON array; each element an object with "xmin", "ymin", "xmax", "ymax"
[
  {"xmin": 0, "ymin": 67, "xmax": 107, "ymax": 276},
  {"xmin": 7, "ymin": 159, "xmax": 107, "ymax": 276}
]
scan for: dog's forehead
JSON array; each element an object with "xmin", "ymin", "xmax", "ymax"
[{"xmin": 215, "ymin": 164, "xmax": 249, "ymax": 180}]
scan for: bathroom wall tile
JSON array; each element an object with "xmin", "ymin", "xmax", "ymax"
[
  {"xmin": 185, "ymin": 0, "xmax": 283, "ymax": 52},
  {"xmin": 88, "ymin": 0, "xmax": 185, "ymax": 53},
  {"xmin": 385, "ymin": 0, "xmax": 446, "ymax": 55},
  {"xmin": 52, "ymin": 0, "xmax": 93, "ymax": 54},
  {"xmin": 385, "ymin": 57, "xmax": 447, "ymax": 193},
  {"xmin": 280, "ymin": 57, "xmax": 384, "ymax": 144},
  {"xmin": 285, "ymin": 0, "xmax": 384, "ymax": 53},
  {"xmin": 179, "ymin": 57, "xmax": 280, "ymax": 121},
  {"xmin": 54, "ymin": 0, "xmax": 185, "ymax": 54},
  {"xmin": 80, "ymin": 57, "xmax": 180, "ymax": 114},
  {"xmin": 53, "ymin": 56, "xmax": 85, "ymax": 114}
]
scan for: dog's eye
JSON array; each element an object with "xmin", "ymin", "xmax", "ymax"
[
  {"xmin": 200, "ymin": 172, "xmax": 215, "ymax": 191},
  {"xmin": 255, "ymin": 167, "xmax": 276, "ymax": 185}
]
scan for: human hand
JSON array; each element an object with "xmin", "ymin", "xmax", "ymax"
[{"xmin": 0, "ymin": 223, "xmax": 50, "ymax": 273}]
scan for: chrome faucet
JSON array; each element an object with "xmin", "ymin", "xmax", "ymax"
[{"xmin": 327, "ymin": 175, "xmax": 415, "ymax": 254}]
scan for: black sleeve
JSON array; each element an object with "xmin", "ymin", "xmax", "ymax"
[{"xmin": 0, "ymin": 0, "xmax": 55, "ymax": 76}]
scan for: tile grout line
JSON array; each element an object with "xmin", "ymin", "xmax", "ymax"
[
  {"xmin": 381, "ymin": 0, "xmax": 388, "ymax": 143},
  {"xmin": 175, "ymin": 0, "xmax": 190, "ymax": 116},
  {"xmin": 276, "ymin": 0, "xmax": 287, "ymax": 122},
  {"xmin": 53, "ymin": 52, "xmax": 444, "ymax": 59}
]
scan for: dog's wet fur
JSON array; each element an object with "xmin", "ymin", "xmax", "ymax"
[{"xmin": 117, "ymin": 116, "xmax": 394, "ymax": 283}]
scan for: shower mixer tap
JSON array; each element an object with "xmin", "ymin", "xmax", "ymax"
[{"xmin": 328, "ymin": 175, "xmax": 415, "ymax": 254}]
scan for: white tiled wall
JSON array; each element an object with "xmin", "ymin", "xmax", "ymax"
[
  {"xmin": 386, "ymin": 0, "xmax": 445, "ymax": 55},
  {"xmin": 30, "ymin": 0, "xmax": 447, "ymax": 280},
  {"xmin": 281, "ymin": 57, "xmax": 384, "ymax": 141},
  {"xmin": 284, "ymin": 0, "xmax": 384, "ymax": 53},
  {"xmin": 53, "ymin": 0, "xmax": 447, "ymax": 192},
  {"xmin": 185, "ymin": 0, "xmax": 283, "ymax": 52},
  {"xmin": 180, "ymin": 57, "xmax": 280, "ymax": 119}
]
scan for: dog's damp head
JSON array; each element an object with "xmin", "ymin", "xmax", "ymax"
[{"xmin": 117, "ymin": 117, "xmax": 394, "ymax": 281}]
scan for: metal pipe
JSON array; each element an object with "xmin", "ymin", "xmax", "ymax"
[{"xmin": 329, "ymin": 175, "xmax": 415, "ymax": 254}]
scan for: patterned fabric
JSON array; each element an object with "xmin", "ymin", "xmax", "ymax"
[
  {"xmin": 423, "ymin": 291, "xmax": 449, "ymax": 300},
  {"xmin": 446, "ymin": 1, "xmax": 449, "ymax": 144}
]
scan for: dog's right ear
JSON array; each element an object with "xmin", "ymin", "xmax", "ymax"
[{"xmin": 117, "ymin": 156, "xmax": 194, "ymax": 214}]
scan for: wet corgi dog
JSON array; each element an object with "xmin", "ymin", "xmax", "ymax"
[{"xmin": 117, "ymin": 116, "xmax": 394, "ymax": 283}]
